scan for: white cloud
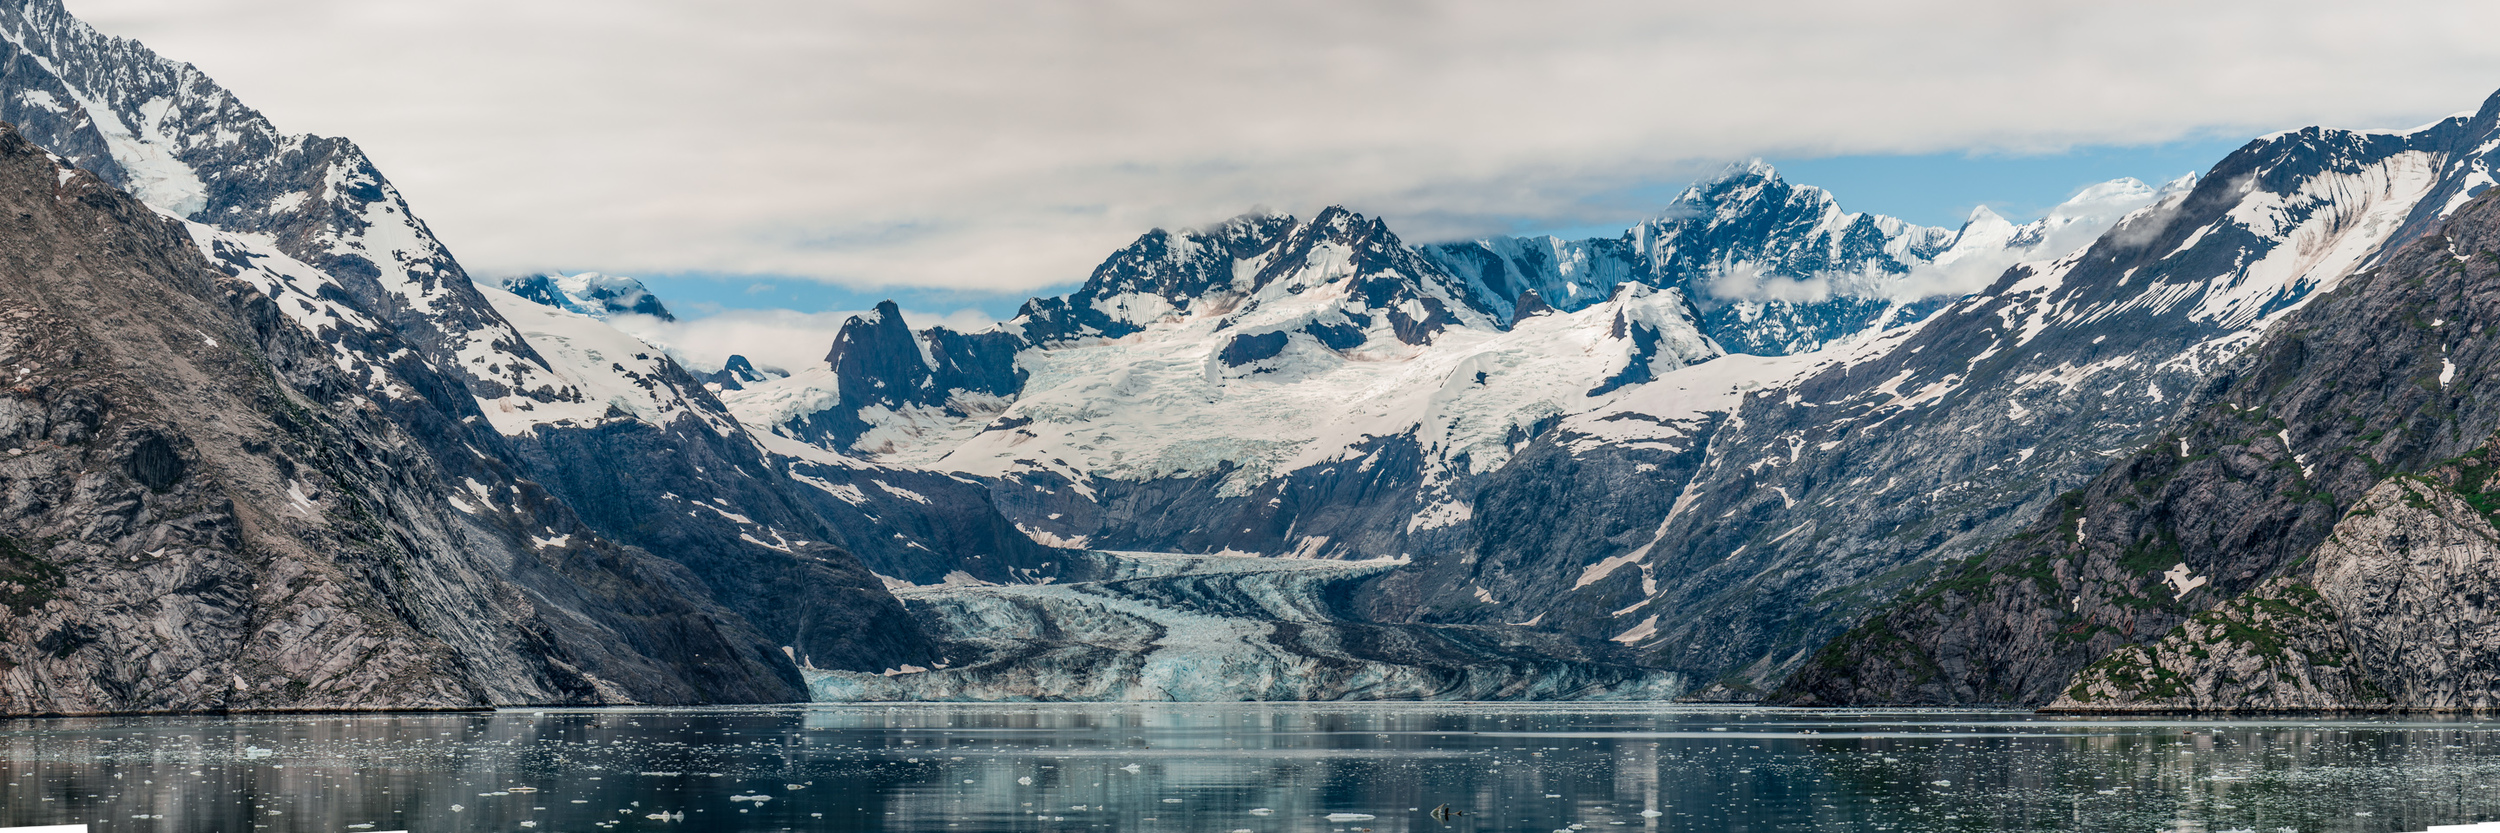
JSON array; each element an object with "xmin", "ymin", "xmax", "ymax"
[
  {"xmin": 607, "ymin": 307, "xmax": 997, "ymax": 376},
  {"xmin": 1704, "ymin": 264, "xmax": 1835, "ymax": 305},
  {"xmin": 1888, "ymin": 177, "xmax": 2177, "ymax": 300},
  {"xmin": 59, "ymin": 0, "xmax": 2500, "ymax": 295}
]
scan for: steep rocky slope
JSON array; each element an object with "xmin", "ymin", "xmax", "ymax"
[
  {"xmin": 0, "ymin": 124, "xmax": 805, "ymax": 713},
  {"xmin": 1572, "ymin": 101, "xmax": 2500, "ymax": 699},
  {"xmin": 1782, "ymin": 180, "xmax": 2500, "ymax": 707},
  {"xmin": 0, "ymin": 0, "xmax": 941, "ymax": 712}
]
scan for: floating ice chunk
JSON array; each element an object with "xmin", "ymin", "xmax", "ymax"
[
  {"xmin": 1121, "ymin": 763, "xmax": 1143, "ymax": 773},
  {"xmin": 1326, "ymin": 813, "xmax": 1377, "ymax": 822},
  {"xmin": 1249, "ymin": 808, "xmax": 1275, "ymax": 816},
  {"xmin": 1641, "ymin": 810, "xmax": 1664, "ymax": 818}
]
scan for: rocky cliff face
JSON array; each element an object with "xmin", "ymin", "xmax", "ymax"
[
  {"xmin": 0, "ymin": 0, "xmax": 936, "ymax": 713},
  {"xmin": 0, "ymin": 125, "xmax": 809, "ymax": 713},
  {"xmin": 2048, "ymin": 461, "xmax": 2500, "ymax": 712},
  {"xmin": 1601, "ymin": 102, "xmax": 2500, "ymax": 701},
  {"xmin": 1780, "ymin": 172, "xmax": 2500, "ymax": 707}
]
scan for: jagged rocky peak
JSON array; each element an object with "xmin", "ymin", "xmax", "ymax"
[
  {"xmin": 0, "ymin": 0, "xmax": 622, "ymax": 429},
  {"xmin": 500, "ymin": 272, "xmax": 675, "ymax": 321},
  {"xmin": 825, "ymin": 301, "xmax": 1020, "ymax": 393},
  {"xmin": 1255, "ymin": 205, "xmax": 1502, "ymax": 346},
  {"xmin": 1508, "ymin": 287, "xmax": 1556, "ymax": 326},
  {"xmin": 1009, "ymin": 210, "xmax": 1300, "ymax": 344},
  {"xmin": 1417, "ymin": 161, "xmax": 2167, "ymax": 356},
  {"xmin": 1636, "ymin": 160, "xmax": 1954, "ymax": 290},
  {"xmin": 764, "ymin": 300, "xmax": 1020, "ymax": 454},
  {"xmin": 703, "ymin": 354, "xmax": 775, "ymax": 391},
  {"xmin": 824, "ymin": 300, "xmax": 931, "ymax": 389},
  {"xmin": 1012, "ymin": 205, "xmax": 1497, "ymax": 349}
]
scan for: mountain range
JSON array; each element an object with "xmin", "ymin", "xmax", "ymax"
[{"xmin": 5, "ymin": 0, "xmax": 2500, "ymax": 711}]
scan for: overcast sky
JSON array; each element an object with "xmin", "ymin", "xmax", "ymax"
[{"xmin": 58, "ymin": 0, "xmax": 2500, "ymax": 305}]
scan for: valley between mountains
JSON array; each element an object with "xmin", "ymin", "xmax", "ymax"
[{"xmin": 4, "ymin": 0, "xmax": 2500, "ymax": 712}]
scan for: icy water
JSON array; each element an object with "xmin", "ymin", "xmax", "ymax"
[{"xmin": 4, "ymin": 706, "xmax": 2500, "ymax": 833}]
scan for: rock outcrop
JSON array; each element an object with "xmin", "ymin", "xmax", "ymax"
[
  {"xmin": 1781, "ymin": 177, "xmax": 2500, "ymax": 707},
  {"xmin": 0, "ymin": 125, "xmax": 801, "ymax": 713},
  {"xmin": 2050, "ymin": 471, "xmax": 2500, "ymax": 712},
  {"xmin": 0, "ymin": 0, "xmax": 937, "ymax": 713}
]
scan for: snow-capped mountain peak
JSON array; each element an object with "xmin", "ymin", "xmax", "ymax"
[
  {"xmin": 1418, "ymin": 162, "xmax": 2165, "ymax": 356},
  {"xmin": 501, "ymin": 271, "xmax": 676, "ymax": 321},
  {"xmin": 1009, "ymin": 206, "xmax": 1494, "ymax": 351}
]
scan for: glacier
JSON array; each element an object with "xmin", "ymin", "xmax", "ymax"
[{"xmin": 808, "ymin": 550, "xmax": 1685, "ymax": 702}]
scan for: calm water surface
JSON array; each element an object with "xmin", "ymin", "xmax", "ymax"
[{"xmin": 1, "ymin": 704, "xmax": 2497, "ymax": 833}]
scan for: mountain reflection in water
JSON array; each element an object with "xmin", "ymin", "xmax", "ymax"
[{"xmin": 1, "ymin": 705, "xmax": 2497, "ymax": 832}]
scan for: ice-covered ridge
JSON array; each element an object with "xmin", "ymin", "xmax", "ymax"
[
  {"xmin": 903, "ymin": 281, "xmax": 1716, "ymax": 493},
  {"xmin": 501, "ymin": 271, "xmax": 675, "ymax": 321},
  {"xmin": 1420, "ymin": 163, "xmax": 2168, "ymax": 356},
  {"xmin": 0, "ymin": 9, "xmax": 205, "ymax": 216},
  {"xmin": 474, "ymin": 284, "xmax": 735, "ymax": 437},
  {"xmin": 0, "ymin": 0, "xmax": 605, "ymax": 417}
]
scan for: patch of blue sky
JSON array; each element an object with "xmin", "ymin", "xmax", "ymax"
[
  {"xmin": 1520, "ymin": 135, "xmax": 2254, "ymax": 241},
  {"xmin": 635, "ymin": 272, "xmax": 1049, "ymax": 322}
]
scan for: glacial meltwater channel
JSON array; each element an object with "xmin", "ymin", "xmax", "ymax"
[{"xmin": 2, "ymin": 705, "xmax": 2499, "ymax": 833}]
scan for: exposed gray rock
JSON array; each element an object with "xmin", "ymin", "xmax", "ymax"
[
  {"xmin": 1781, "ymin": 172, "xmax": 2500, "ymax": 707},
  {"xmin": 2047, "ymin": 578, "xmax": 2375, "ymax": 712},
  {"xmin": 2051, "ymin": 474, "xmax": 2500, "ymax": 712},
  {"xmin": 0, "ymin": 124, "xmax": 803, "ymax": 714},
  {"xmin": 0, "ymin": 0, "xmax": 939, "ymax": 698}
]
